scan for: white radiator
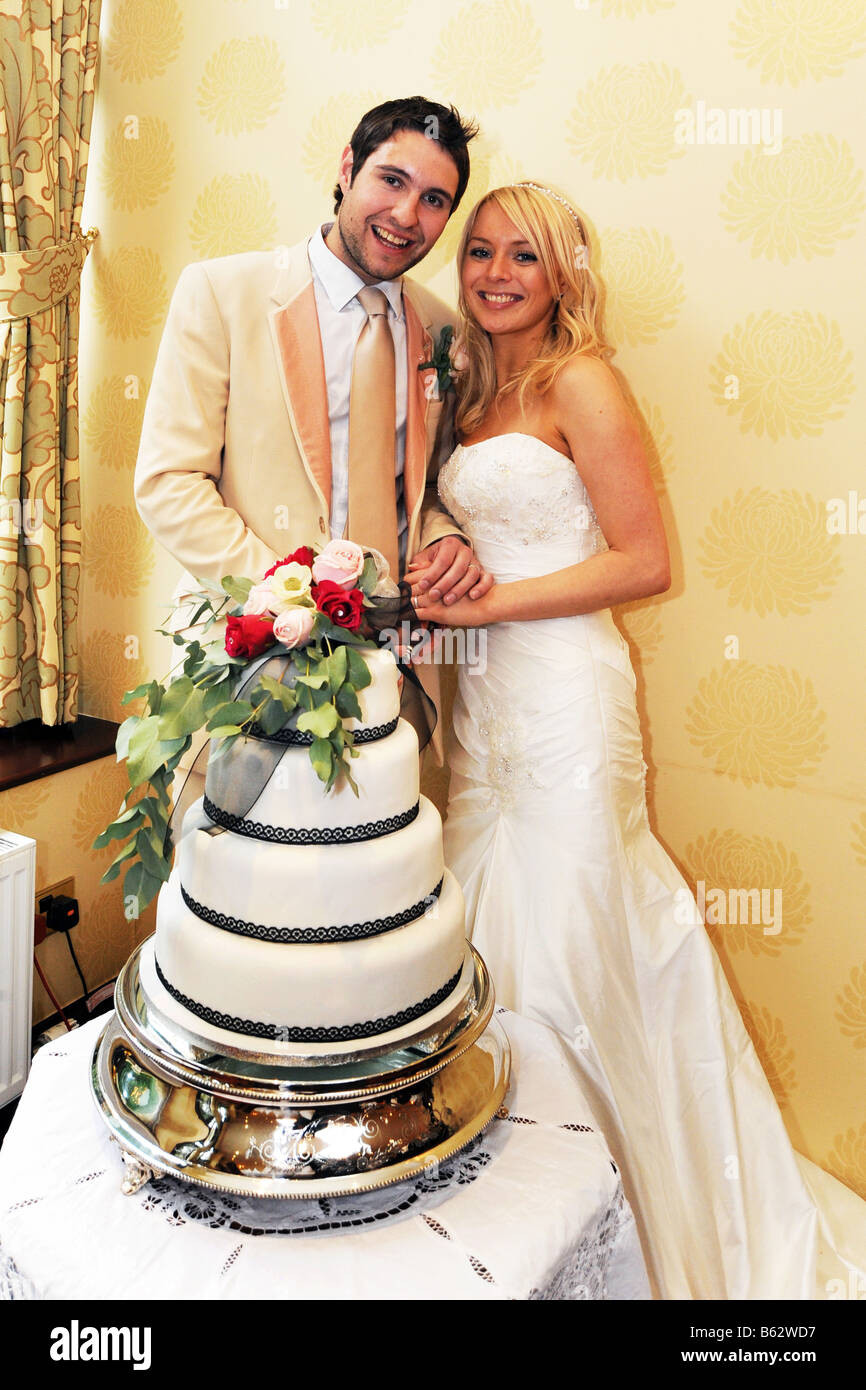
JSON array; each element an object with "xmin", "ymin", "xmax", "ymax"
[{"xmin": 0, "ymin": 830, "xmax": 36, "ymax": 1107}]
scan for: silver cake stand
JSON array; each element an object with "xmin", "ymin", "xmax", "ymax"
[{"xmin": 90, "ymin": 938, "xmax": 511, "ymax": 1198}]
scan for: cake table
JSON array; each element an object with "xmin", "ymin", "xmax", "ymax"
[{"xmin": 0, "ymin": 1011, "xmax": 650, "ymax": 1300}]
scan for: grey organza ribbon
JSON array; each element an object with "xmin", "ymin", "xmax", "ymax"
[{"xmin": 366, "ymin": 582, "xmax": 438, "ymax": 753}]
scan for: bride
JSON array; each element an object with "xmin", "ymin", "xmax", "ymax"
[{"xmin": 408, "ymin": 182, "xmax": 856, "ymax": 1300}]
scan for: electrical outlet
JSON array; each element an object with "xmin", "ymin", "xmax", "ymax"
[{"xmin": 36, "ymin": 876, "xmax": 76, "ymax": 920}]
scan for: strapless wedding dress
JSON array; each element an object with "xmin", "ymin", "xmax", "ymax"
[{"xmin": 438, "ymin": 432, "xmax": 844, "ymax": 1300}]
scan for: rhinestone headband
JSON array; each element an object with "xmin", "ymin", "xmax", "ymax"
[{"xmin": 509, "ymin": 182, "xmax": 582, "ymax": 226}]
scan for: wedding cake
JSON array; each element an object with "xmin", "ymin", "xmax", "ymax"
[{"xmin": 138, "ymin": 646, "xmax": 474, "ymax": 1058}]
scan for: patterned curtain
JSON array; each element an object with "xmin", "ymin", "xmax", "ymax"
[{"xmin": 0, "ymin": 0, "xmax": 101, "ymax": 727}]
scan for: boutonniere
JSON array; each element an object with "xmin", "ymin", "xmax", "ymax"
[{"xmin": 419, "ymin": 324, "xmax": 463, "ymax": 401}]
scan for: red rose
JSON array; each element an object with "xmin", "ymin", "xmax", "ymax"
[
  {"xmin": 225, "ymin": 613, "xmax": 276, "ymax": 659},
  {"xmin": 263, "ymin": 546, "xmax": 314, "ymax": 579},
  {"xmin": 313, "ymin": 581, "xmax": 364, "ymax": 632}
]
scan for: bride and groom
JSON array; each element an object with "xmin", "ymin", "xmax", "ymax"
[{"xmin": 134, "ymin": 96, "xmax": 857, "ymax": 1300}]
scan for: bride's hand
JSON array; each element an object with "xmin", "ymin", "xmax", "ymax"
[{"xmin": 413, "ymin": 588, "xmax": 495, "ymax": 628}]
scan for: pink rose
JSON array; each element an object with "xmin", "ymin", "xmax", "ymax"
[
  {"xmin": 273, "ymin": 605, "xmax": 315, "ymax": 649},
  {"xmin": 312, "ymin": 539, "xmax": 365, "ymax": 588},
  {"xmin": 243, "ymin": 582, "xmax": 277, "ymax": 618}
]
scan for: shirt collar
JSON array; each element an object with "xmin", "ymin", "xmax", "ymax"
[{"xmin": 309, "ymin": 223, "xmax": 404, "ymax": 319}]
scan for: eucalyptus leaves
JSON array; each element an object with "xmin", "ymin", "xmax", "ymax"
[{"xmin": 94, "ymin": 547, "xmax": 385, "ymax": 917}]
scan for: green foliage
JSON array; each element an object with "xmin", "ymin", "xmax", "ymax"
[
  {"xmin": 312, "ymin": 613, "xmax": 370, "ymax": 648},
  {"xmin": 294, "ymin": 670, "xmax": 329, "ymax": 690},
  {"xmin": 309, "ymin": 736, "xmax": 333, "ymax": 783},
  {"xmin": 345, "ymin": 645, "xmax": 373, "ymax": 690},
  {"xmin": 359, "ymin": 556, "xmax": 378, "ymax": 592},
  {"xmin": 335, "ymin": 683, "xmax": 363, "ymax": 720},
  {"xmin": 95, "ymin": 584, "xmax": 378, "ymax": 915},
  {"xmin": 326, "ymin": 643, "xmax": 347, "ymax": 693},
  {"xmin": 205, "ymin": 699, "xmax": 254, "ymax": 731},
  {"xmin": 418, "ymin": 324, "xmax": 455, "ymax": 395},
  {"xmin": 156, "ymin": 677, "xmax": 207, "ymax": 739},
  {"xmin": 221, "ymin": 575, "xmax": 253, "ymax": 606},
  {"xmin": 127, "ymin": 718, "xmax": 187, "ymax": 786},
  {"xmin": 297, "ymin": 702, "xmax": 339, "ymax": 738},
  {"xmin": 256, "ymin": 674, "xmax": 298, "ymax": 712}
]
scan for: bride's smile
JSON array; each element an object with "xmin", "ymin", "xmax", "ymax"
[{"xmin": 462, "ymin": 200, "xmax": 557, "ymax": 343}]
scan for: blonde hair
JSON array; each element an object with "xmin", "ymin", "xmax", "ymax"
[{"xmin": 454, "ymin": 183, "xmax": 613, "ymax": 437}]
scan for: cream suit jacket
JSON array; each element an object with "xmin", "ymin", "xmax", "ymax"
[{"xmin": 134, "ymin": 238, "xmax": 463, "ymax": 759}]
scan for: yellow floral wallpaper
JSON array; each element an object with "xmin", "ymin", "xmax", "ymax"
[
  {"xmin": 5, "ymin": 0, "xmax": 858, "ymax": 1191},
  {"xmin": 0, "ymin": 765, "xmax": 155, "ymax": 1023}
]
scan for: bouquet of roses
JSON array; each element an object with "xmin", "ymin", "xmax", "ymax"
[{"xmin": 94, "ymin": 540, "xmax": 397, "ymax": 916}]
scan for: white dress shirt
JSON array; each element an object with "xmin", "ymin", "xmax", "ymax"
[{"xmin": 307, "ymin": 223, "xmax": 408, "ymax": 569}]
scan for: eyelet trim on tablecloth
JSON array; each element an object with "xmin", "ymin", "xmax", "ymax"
[
  {"xmin": 0, "ymin": 1240, "xmax": 39, "ymax": 1299},
  {"xmin": 528, "ymin": 1184, "xmax": 633, "ymax": 1300},
  {"xmin": 154, "ymin": 957, "xmax": 463, "ymax": 1043},
  {"xmin": 247, "ymin": 717, "xmax": 398, "ymax": 746},
  {"xmin": 180, "ymin": 877, "xmax": 444, "ymax": 943},
  {"xmin": 202, "ymin": 795, "xmax": 419, "ymax": 844},
  {"xmin": 134, "ymin": 1136, "xmax": 493, "ymax": 1239}
]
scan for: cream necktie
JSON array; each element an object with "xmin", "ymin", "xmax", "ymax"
[{"xmin": 346, "ymin": 286, "xmax": 400, "ymax": 580}]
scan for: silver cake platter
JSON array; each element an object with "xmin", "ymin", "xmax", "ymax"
[
  {"xmin": 90, "ymin": 940, "xmax": 511, "ymax": 1198},
  {"xmin": 134, "ymin": 936, "xmax": 484, "ymax": 1072}
]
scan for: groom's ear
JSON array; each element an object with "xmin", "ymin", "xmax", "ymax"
[{"xmin": 337, "ymin": 144, "xmax": 355, "ymax": 197}]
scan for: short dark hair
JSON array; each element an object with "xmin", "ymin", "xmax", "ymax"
[{"xmin": 333, "ymin": 96, "xmax": 478, "ymax": 217}]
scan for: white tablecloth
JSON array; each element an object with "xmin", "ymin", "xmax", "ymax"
[{"xmin": 0, "ymin": 1009, "xmax": 650, "ymax": 1301}]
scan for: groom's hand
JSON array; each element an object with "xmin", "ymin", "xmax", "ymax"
[{"xmin": 408, "ymin": 535, "xmax": 493, "ymax": 607}]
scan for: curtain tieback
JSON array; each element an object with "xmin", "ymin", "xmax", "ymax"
[{"xmin": 0, "ymin": 228, "xmax": 98, "ymax": 322}]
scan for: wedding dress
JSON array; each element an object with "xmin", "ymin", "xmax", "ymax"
[{"xmin": 438, "ymin": 432, "xmax": 861, "ymax": 1300}]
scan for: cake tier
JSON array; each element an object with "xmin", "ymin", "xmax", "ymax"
[
  {"xmin": 139, "ymin": 934, "xmax": 476, "ymax": 1059},
  {"xmin": 205, "ymin": 717, "xmax": 419, "ymax": 834},
  {"xmin": 175, "ymin": 794, "xmax": 444, "ymax": 933},
  {"xmin": 239, "ymin": 643, "xmax": 400, "ymax": 737},
  {"xmin": 152, "ymin": 866, "xmax": 467, "ymax": 1040}
]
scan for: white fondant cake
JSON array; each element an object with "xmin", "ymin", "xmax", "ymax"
[{"xmin": 144, "ymin": 646, "xmax": 473, "ymax": 1056}]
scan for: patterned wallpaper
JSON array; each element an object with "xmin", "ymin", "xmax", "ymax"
[{"xmin": 7, "ymin": 0, "xmax": 862, "ymax": 1188}]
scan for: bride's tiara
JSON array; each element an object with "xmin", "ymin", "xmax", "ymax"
[{"xmin": 508, "ymin": 182, "xmax": 583, "ymax": 227}]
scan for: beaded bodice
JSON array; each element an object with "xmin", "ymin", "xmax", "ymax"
[{"xmin": 438, "ymin": 432, "xmax": 606, "ymax": 558}]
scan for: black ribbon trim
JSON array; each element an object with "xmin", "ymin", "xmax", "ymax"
[
  {"xmin": 202, "ymin": 796, "xmax": 420, "ymax": 844},
  {"xmin": 154, "ymin": 957, "xmax": 464, "ymax": 1043},
  {"xmin": 246, "ymin": 716, "xmax": 399, "ymax": 746},
  {"xmin": 180, "ymin": 877, "xmax": 444, "ymax": 943}
]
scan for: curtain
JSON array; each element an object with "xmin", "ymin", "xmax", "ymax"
[{"xmin": 0, "ymin": 0, "xmax": 101, "ymax": 727}]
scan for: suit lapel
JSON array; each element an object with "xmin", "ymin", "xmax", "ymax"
[
  {"xmin": 267, "ymin": 243, "xmax": 437, "ymax": 535},
  {"xmin": 268, "ymin": 248, "xmax": 332, "ymax": 512}
]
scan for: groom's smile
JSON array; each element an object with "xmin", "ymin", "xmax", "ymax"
[
  {"xmin": 370, "ymin": 224, "xmax": 414, "ymax": 252},
  {"xmin": 328, "ymin": 130, "xmax": 459, "ymax": 284}
]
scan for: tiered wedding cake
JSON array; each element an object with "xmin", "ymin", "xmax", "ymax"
[{"xmin": 138, "ymin": 647, "xmax": 474, "ymax": 1058}]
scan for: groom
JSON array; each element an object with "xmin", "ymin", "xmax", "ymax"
[{"xmin": 134, "ymin": 96, "xmax": 490, "ymax": 764}]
